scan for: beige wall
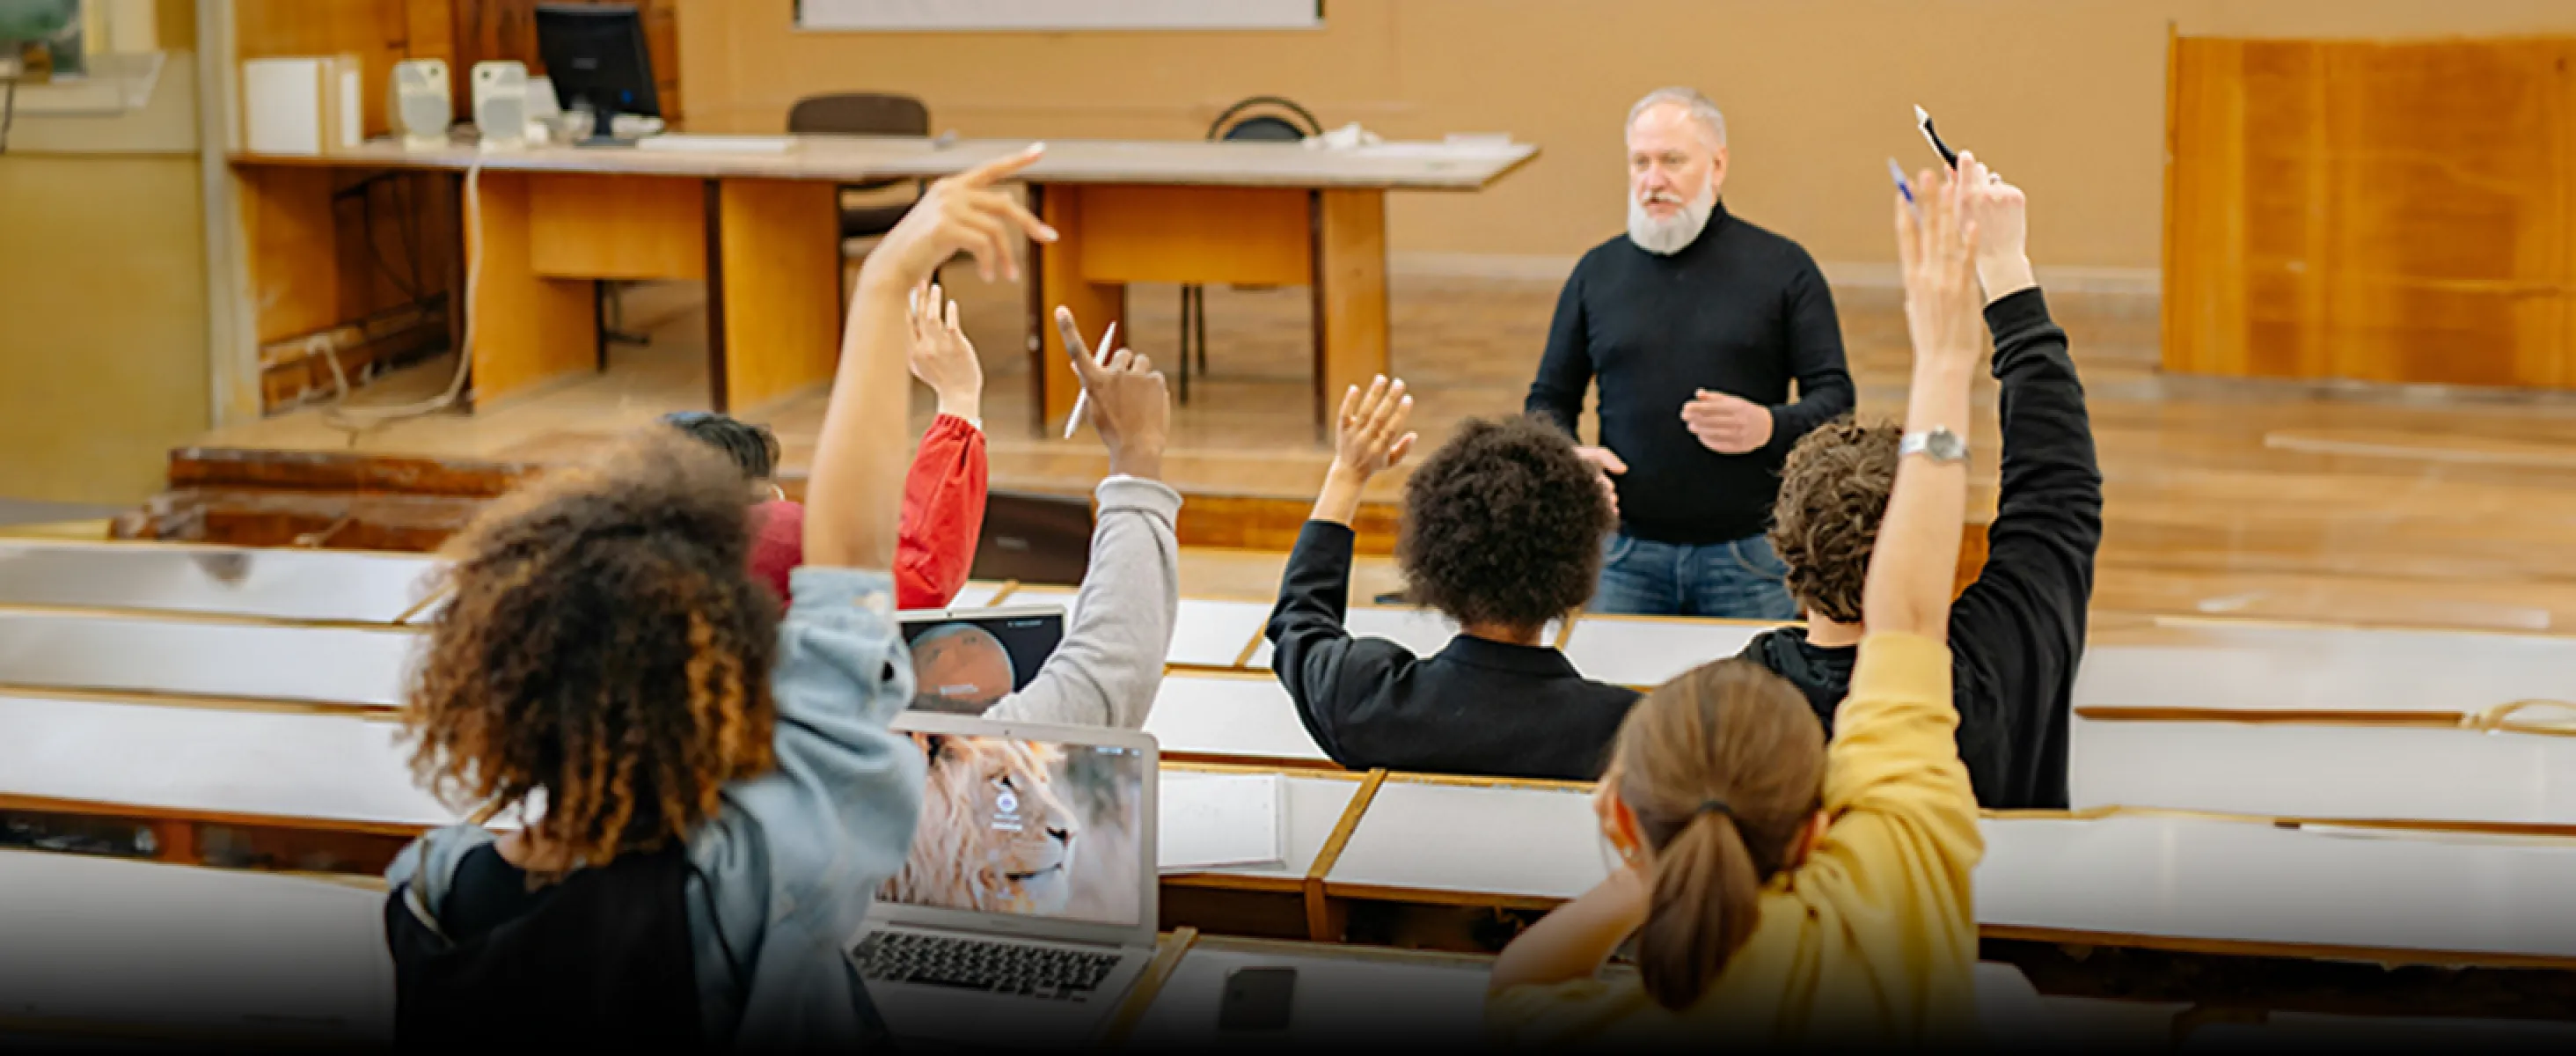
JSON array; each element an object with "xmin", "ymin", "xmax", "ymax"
[
  {"xmin": 677, "ymin": 0, "xmax": 2576, "ymax": 273},
  {"xmin": 0, "ymin": 48, "xmax": 209, "ymax": 505}
]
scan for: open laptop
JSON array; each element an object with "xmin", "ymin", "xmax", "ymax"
[
  {"xmin": 857, "ymin": 713, "xmax": 1160, "ymax": 1045},
  {"xmin": 898, "ymin": 604, "xmax": 1065, "ymax": 715}
]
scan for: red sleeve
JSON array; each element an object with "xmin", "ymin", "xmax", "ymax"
[
  {"xmin": 895, "ymin": 414, "xmax": 989, "ymax": 610},
  {"xmin": 747, "ymin": 499, "xmax": 804, "ymax": 603}
]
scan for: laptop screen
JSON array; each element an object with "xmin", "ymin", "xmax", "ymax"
[
  {"xmin": 882, "ymin": 730, "xmax": 1150, "ymax": 929},
  {"xmin": 899, "ymin": 606, "xmax": 1064, "ymax": 715}
]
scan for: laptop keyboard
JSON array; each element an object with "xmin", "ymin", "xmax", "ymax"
[{"xmin": 856, "ymin": 931, "xmax": 1120, "ymax": 1001}]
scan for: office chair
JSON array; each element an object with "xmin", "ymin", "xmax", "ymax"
[
  {"xmin": 787, "ymin": 92, "xmax": 933, "ymax": 245},
  {"xmin": 1177, "ymin": 95, "xmax": 1321, "ymax": 403}
]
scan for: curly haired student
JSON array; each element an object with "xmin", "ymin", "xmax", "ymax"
[
  {"xmin": 380, "ymin": 145, "xmax": 1057, "ymax": 1049},
  {"xmin": 1262, "ymin": 385, "xmax": 1638, "ymax": 781}
]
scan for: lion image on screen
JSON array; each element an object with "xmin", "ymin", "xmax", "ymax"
[{"xmin": 882, "ymin": 735, "xmax": 1143, "ymax": 925}]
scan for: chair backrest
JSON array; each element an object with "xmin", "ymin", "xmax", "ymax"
[
  {"xmin": 787, "ymin": 92, "xmax": 930, "ymax": 136},
  {"xmin": 1206, "ymin": 95, "xmax": 1321, "ymax": 142}
]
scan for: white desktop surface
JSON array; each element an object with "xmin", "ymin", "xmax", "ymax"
[
  {"xmin": 1144, "ymin": 676, "xmax": 1332, "ymax": 765},
  {"xmin": 0, "ymin": 694, "xmax": 456, "ymax": 829},
  {"xmin": 2071, "ymin": 718, "xmax": 2576, "ymax": 825},
  {"xmin": 999, "ymin": 590, "xmax": 1263, "ymax": 669},
  {"xmin": 1559, "ymin": 616, "xmax": 1771, "ymax": 687},
  {"xmin": 1160, "ymin": 772, "xmax": 1363, "ymax": 883},
  {"xmin": 947, "ymin": 581, "xmax": 1006, "ymax": 609},
  {"xmin": 1326, "ymin": 779, "xmax": 1607, "ymax": 900},
  {"xmin": 2075, "ymin": 623, "xmax": 2576, "ymax": 713},
  {"xmin": 0, "ymin": 850, "xmax": 392, "ymax": 1040},
  {"xmin": 0, "ymin": 612, "xmax": 415, "ymax": 707},
  {"xmin": 1976, "ymin": 815, "xmax": 2576, "ymax": 963},
  {"xmin": 0, "ymin": 541, "xmax": 440, "ymax": 625}
]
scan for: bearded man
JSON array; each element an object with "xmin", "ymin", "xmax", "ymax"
[{"xmin": 1526, "ymin": 86, "xmax": 1854, "ymax": 619}]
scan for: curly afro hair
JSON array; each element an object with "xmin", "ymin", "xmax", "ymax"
[
  {"xmin": 1397, "ymin": 416, "xmax": 1614, "ymax": 634},
  {"xmin": 402, "ymin": 430, "xmax": 781, "ymax": 872},
  {"xmin": 1767, "ymin": 416, "xmax": 1899, "ymax": 624}
]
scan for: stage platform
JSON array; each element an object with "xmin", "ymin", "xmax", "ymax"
[{"xmin": 154, "ymin": 271, "xmax": 2576, "ymax": 632}]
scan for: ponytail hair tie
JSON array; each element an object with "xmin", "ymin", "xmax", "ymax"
[{"xmin": 1695, "ymin": 799, "xmax": 1735, "ymax": 821}]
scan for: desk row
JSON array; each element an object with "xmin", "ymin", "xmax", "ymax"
[{"xmin": 6, "ymin": 691, "xmax": 2575, "ymax": 972}]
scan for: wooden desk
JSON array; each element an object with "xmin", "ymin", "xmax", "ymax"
[
  {"xmin": 2075, "ymin": 620, "xmax": 2576, "ymax": 715},
  {"xmin": 2071, "ymin": 719, "xmax": 2576, "ymax": 831},
  {"xmin": 1125, "ymin": 935, "xmax": 1494, "ymax": 1046},
  {"xmin": 231, "ymin": 137, "xmax": 1536, "ymax": 423},
  {"xmin": 0, "ymin": 850, "xmax": 390, "ymax": 1043},
  {"xmin": 1324, "ymin": 775, "xmax": 1607, "ymax": 909},
  {"xmin": 0, "ymin": 540, "xmax": 440, "ymax": 625},
  {"xmin": 0, "ymin": 611, "xmax": 415, "ymax": 707},
  {"xmin": 1560, "ymin": 614, "xmax": 1773, "ymax": 688},
  {"xmin": 1144, "ymin": 673, "xmax": 1333, "ymax": 767}
]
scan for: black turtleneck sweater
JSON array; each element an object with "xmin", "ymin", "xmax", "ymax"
[{"xmin": 1526, "ymin": 205, "xmax": 1853, "ymax": 545}]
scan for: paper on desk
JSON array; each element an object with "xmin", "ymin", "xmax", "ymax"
[{"xmin": 1157, "ymin": 773, "xmax": 1285, "ymax": 873}]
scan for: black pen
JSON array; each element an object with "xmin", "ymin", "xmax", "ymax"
[{"xmin": 1914, "ymin": 105, "xmax": 1958, "ymax": 168}]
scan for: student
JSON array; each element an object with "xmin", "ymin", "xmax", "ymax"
[
  {"xmin": 1487, "ymin": 164, "xmax": 1989, "ymax": 1047},
  {"xmin": 975, "ymin": 308, "xmax": 1180, "ymax": 730},
  {"xmin": 1265, "ymin": 382, "xmax": 1638, "ymax": 781},
  {"xmin": 1739, "ymin": 151, "xmax": 2099, "ymax": 810},
  {"xmin": 382, "ymin": 146, "xmax": 1057, "ymax": 1047},
  {"xmin": 662, "ymin": 281, "xmax": 989, "ymax": 610}
]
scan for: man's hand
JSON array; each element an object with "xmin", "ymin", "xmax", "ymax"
[
  {"xmin": 1957, "ymin": 150, "xmax": 2035, "ymax": 303},
  {"xmin": 866, "ymin": 143, "xmax": 1056, "ymax": 290},
  {"xmin": 907, "ymin": 282, "xmax": 983, "ymax": 422},
  {"xmin": 1898, "ymin": 163, "xmax": 1986, "ymax": 374},
  {"xmin": 1572, "ymin": 444, "xmax": 1626, "ymax": 518},
  {"xmin": 1057, "ymin": 307, "xmax": 1168, "ymax": 481},
  {"xmin": 1680, "ymin": 390, "xmax": 1774, "ymax": 454},
  {"xmin": 1332, "ymin": 376, "xmax": 1418, "ymax": 481}
]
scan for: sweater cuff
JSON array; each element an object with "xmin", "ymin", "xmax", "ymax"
[
  {"xmin": 930, "ymin": 411, "xmax": 984, "ymax": 435},
  {"xmin": 787, "ymin": 567, "xmax": 899, "ymax": 621},
  {"xmin": 1096, "ymin": 475, "xmax": 1182, "ymax": 521},
  {"xmin": 1983, "ymin": 287, "xmax": 2053, "ymax": 340}
]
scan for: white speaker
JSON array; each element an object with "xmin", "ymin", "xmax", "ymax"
[
  {"xmin": 391, "ymin": 59, "xmax": 451, "ymax": 151},
  {"xmin": 471, "ymin": 60, "xmax": 530, "ymax": 150}
]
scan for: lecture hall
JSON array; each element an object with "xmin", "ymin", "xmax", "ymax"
[{"xmin": 9, "ymin": 0, "xmax": 2576, "ymax": 1048}]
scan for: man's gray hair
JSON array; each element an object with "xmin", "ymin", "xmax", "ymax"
[{"xmin": 1627, "ymin": 86, "xmax": 1727, "ymax": 150}]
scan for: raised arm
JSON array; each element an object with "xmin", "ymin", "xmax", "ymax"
[
  {"xmin": 806, "ymin": 146, "xmax": 1053, "ymax": 571},
  {"xmin": 894, "ymin": 284, "xmax": 992, "ymax": 609},
  {"xmin": 1265, "ymin": 378, "xmax": 1421, "ymax": 763},
  {"xmin": 1863, "ymin": 168, "xmax": 1984, "ymax": 642},
  {"xmin": 985, "ymin": 310, "xmax": 1180, "ymax": 729},
  {"xmin": 1945, "ymin": 153, "xmax": 2102, "ymax": 808}
]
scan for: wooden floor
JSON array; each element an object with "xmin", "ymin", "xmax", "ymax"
[{"xmin": 197, "ymin": 271, "xmax": 2576, "ymax": 633}]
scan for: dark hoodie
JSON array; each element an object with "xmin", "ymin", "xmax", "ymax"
[{"xmin": 1738, "ymin": 288, "xmax": 2100, "ymax": 810}]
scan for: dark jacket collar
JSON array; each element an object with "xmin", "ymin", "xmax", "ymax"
[{"xmin": 1434, "ymin": 634, "xmax": 1584, "ymax": 678}]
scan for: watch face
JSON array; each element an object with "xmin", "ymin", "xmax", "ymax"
[{"xmin": 1906, "ymin": 429, "xmax": 1967, "ymax": 462}]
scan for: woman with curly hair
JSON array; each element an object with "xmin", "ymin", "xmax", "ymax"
[
  {"xmin": 381, "ymin": 145, "xmax": 1057, "ymax": 1048},
  {"xmin": 1262, "ymin": 378, "xmax": 1639, "ymax": 781}
]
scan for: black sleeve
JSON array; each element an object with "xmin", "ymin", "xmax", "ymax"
[
  {"xmin": 1263, "ymin": 520, "xmax": 1416, "ymax": 768},
  {"xmin": 1948, "ymin": 288, "xmax": 2102, "ymax": 809},
  {"xmin": 1525, "ymin": 260, "xmax": 1594, "ymax": 436},
  {"xmin": 1761, "ymin": 250, "xmax": 1855, "ymax": 453}
]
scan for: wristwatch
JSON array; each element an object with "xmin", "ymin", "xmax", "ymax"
[{"xmin": 1899, "ymin": 427, "xmax": 1969, "ymax": 464}]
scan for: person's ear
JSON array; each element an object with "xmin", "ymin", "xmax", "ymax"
[
  {"xmin": 1708, "ymin": 144, "xmax": 1730, "ymax": 196},
  {"xmin": 1605, "ymin": 796, "xmax": 1652, "ymax": 875},
  {"xmin": 1785, "ymin": 809, "xmax": 1829, "ymax": 869}
]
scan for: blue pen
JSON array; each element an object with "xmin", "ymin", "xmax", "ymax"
[{"xmin": 1887, "ymin": 158, "xmax": 1914, "ymax": 204}]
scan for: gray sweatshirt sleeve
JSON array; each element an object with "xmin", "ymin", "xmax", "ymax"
[{"xmin": 984, "ymin": 475, "xmax": 1182, "ymax": 729}]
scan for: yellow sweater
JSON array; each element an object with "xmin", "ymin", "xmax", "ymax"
[{"xmin": 1487, "ymin": 632, "xmax": 1984, "ymax": 1047}]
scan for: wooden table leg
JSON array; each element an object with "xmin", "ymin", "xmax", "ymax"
[
  {"xmin": 465, "ymin": 171, "xmax": 596, "ymax": 407},
  {"xmin": 1034, "ymin": 184, "xmax": 1128, "ymax": 433},
  {"xmin": 714, "ymin": 178, "xmax": 843, "ymax": 413},
  {"xmin": 1313, "ymin": 188, "xmax": 1392, "ymax": 434}
]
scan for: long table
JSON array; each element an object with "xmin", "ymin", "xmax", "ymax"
[
  {"xmin": 0, "ymin": 540, "xmax": 441, "ymax": 625},
  {"xmin": 233, "ymin": 136, "xmax": 1537, "ymax": 422}
]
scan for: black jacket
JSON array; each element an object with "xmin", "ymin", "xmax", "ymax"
[
  {"xmin": 1265, "ymin": 521, "xmax": 1641, "ymax": 781},
  {"xmin": 1739, "ymin": 288, "xmax": 2100, "ymax": 810}
]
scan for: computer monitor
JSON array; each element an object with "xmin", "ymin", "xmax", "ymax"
[{"xmin": 534, "ymin": 3, "xmax": 658, "ymax": 138}]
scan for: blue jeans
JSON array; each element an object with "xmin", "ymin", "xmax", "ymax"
[{"xmin": 1592, "ymin": 532, "xmax": 1799, "ymax": 620}]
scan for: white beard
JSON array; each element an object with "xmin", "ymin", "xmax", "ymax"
[{"xmin": 1626, "ymin": 180, "xmax": 1718, "ymax": 255}]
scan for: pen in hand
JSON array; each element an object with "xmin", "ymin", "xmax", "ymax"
[{"xmin": 1057, "ymin": 312, "xmax": 1116, "ymax": 439}]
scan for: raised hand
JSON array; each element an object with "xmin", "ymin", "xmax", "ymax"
[
  {"xmin": 1956, "ymin": 150, "xmax": 2035, "ymax": 302},
  {"xmin": 1895, "ymin": 163, "xmax": 1984, "ymax": 373},
  {"xmin": 1679, "ymin": 389, "xmax": 1774, "ymax": 455},
  {"xmin": 869, "ymin": 143, "xmax": 1057, "ymax": 287},
  {"xmin": 1333, "ymin": 376, "xmax": 1418, "ymax": 481},
  {"xmin": 907, "ymin": 282, "xmax": 984, "ymax": 422},
  {"xmin": 1057, "ymin": 306, "xmax": 1169, "ymax": 481}
]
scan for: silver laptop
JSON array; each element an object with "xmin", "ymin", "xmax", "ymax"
[{"xmin": 857, "ymin": 713, "xmax": 1160, "ymax": 1045}]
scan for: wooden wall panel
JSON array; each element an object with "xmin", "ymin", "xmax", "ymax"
[{"xmin": 2166, "ymin": 36, "xmax": 2576, "ymax": 391}]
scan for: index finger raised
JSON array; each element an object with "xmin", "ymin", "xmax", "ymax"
[{"xmin": 957, "ymin": 143, "xmax": 1047, "ymax": 189}]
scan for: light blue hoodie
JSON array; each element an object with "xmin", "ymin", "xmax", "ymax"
[{"xmin": 386, "ymin": 566, "xmax": 926, "ymax": 1050}]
